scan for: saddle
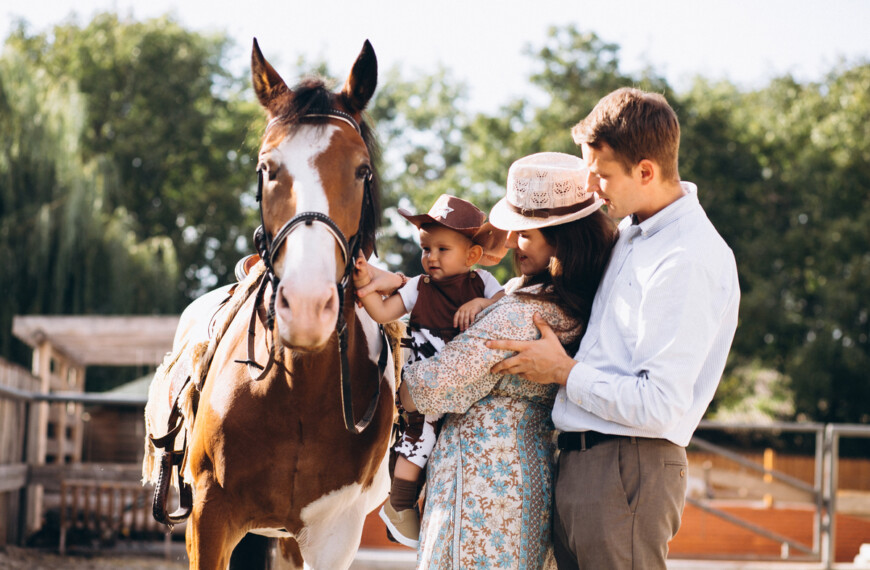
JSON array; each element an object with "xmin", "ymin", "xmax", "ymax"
[
  {"xmin": 143, "ymin": 255, "xmax": 266, "ymax": 527},
  {"xmin": 143, "ymin": 254, "xmax": 406, "ymax": 528}
]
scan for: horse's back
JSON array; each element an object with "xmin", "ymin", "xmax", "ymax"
[
  {"xmin": 174, "ymin": 283, "xmax": 236, "ymax": 350},
  {"xmin": 142, "ymin": 283, "xmax": 235, "ymax": 484}
]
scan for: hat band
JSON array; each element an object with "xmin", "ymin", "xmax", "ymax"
[{"xmin": 507, "ymin": 195, "xmax": 598, "ymax": 219}]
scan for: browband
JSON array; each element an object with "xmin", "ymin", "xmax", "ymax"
[{"xmin": 264, "ymin": 110, "xmax": 361, "ymax": 136}]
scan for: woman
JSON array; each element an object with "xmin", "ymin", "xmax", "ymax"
[{"xmin": 362, "ymin": 152, "xmax": 616, "ymax": 568}]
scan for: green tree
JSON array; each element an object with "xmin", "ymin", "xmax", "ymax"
[
  {"xmin": 0, "ymin": 47, "xmax": 177, "ymax": 362},
  {"xmin": 677, "ymin": 64, "xmax": 870, "ymax": 424},
  {"xmin": 368, "ymin": 65, "xmax": 472, "ymax": 273},
  {"xmin": 5, "ymin": 14, "xmax": 261, "ymax": 300}
]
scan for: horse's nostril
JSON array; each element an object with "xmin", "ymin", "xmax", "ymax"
[
  {"xmin": 278, "ymin": 288, "xmax": 290, "ymax": 309},
  {"xmin": 324, "ymin": 291, "xmax": 336, "ymax": 314}
]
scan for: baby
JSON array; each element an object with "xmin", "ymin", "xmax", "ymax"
[{"xmin": 354, "ymin": 194, "xmax": 507, "ymax": 548}]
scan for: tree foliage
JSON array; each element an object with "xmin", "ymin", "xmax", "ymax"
[
  {"xmin": 4, "ymin": 13, "xmax": 261, "ymax": 300},
  {"xmin": 2, "ymin": 16, "xmax": 868, "ymax": 424},
  {"xmin": 0, "ymin": 46, "xmax": 177, "ymax": 361}
]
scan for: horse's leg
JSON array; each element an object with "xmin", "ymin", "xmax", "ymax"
[
  {"xmin": 186, "ymin": 480, "xmax": 245, "ymax": 570},
  {"xmin": 297, "ymin": 501, "xmax": 367, "ymax": 570},
  {"xmin": 266, "ymin": 537, "xmax": 304, "ymax": 570}
]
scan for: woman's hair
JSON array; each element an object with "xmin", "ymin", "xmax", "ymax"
[{"xmin": 514, "ymin": 210, "xmax": 617, "ymax": 354}]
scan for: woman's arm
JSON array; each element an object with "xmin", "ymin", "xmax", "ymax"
[{"xmin": 404, "ymin": 296, "xmax": 565, "ymax": 414}]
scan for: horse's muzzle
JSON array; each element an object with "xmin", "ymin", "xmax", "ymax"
[{"xmin": 274, "ymin": 280, "xmax": 339, "ymax": 350}]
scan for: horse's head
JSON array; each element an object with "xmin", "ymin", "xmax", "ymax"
[{"xmin": 251, "ymin": 39, "xmax": 380, "ymax": 351}]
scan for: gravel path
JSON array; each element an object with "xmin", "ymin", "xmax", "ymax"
[{"xmin": 0, "ymin": 546, "xmax": 188, "ymax": 569}]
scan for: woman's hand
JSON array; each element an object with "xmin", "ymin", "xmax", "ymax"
[{"xmin": 486, "ymin": 314, "xmax": 576, "ymax": 385}]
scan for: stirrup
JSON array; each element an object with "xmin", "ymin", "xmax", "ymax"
[{"xmin": 152, "ymin": 450, "xmax": 193, "ymax": 527}]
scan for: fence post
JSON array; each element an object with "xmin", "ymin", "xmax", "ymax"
[
  {"xmin": 821, "ymin": 423, "xmax": 839, "ymax": 570},
  {"xmin": 813, "ymin": 426, "xmax": 824, "ymax": 557},
  {"xmin": 24, "ymin": 341, "xmax": 51, "ymax": 535}
]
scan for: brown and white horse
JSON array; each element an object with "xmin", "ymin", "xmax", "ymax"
[{"xmin": 170, "ymin": 40, "xmax": 394, "ymax": 569}]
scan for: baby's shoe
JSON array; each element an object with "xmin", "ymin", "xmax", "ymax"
[{"xmin": 379, "ymin": 500, "xmax": 420, "ymax": 549}]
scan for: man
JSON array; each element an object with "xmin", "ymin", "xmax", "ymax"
[{"xmin": 486, "ymin": 87, "xmax": 740, "ymax": 569}]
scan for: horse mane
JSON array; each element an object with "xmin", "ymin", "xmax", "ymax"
[{"xmin": 267, "ymin": 78, "xmax": 382, "ymax": 257}]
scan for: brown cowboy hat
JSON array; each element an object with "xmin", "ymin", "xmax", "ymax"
[{"xmin": 399, "ymin": 194, "xmax": 508, "ymax": 266}]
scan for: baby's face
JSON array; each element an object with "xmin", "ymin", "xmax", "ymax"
[{"xmin": 419, "ymin": 225, "xmax": 474, "ymax": 280}]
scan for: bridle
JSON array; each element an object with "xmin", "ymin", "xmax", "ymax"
[{"xmin": 246, "ymin": 109, "xmax": 385, "ymax": 434}]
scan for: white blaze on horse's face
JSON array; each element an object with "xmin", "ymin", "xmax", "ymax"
[{"xmin": 269, "ymin": 124, "xmax": 351, "ymax": 350}]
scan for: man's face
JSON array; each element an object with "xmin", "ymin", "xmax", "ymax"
[{"xmin": 581, "ymin": 142, "xmax": 644, "ymax": 221}]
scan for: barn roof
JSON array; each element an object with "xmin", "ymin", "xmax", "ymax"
[{"xmin": 12, "ymin": 315, "xmax": 179, "ymax": 367}]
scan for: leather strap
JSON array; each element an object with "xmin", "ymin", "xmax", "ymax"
[
  {"xmin": 506, "ymin": 195, "xmax": 598, "ymax": 219},
  {"xmin": 557, "ymin": 431, "xmax": 637, "ymax": 451}
]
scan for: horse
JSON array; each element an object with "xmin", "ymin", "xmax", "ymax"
[{"xmin": 144, "ymin": 39, "xmax": 396, "ymax": 570}]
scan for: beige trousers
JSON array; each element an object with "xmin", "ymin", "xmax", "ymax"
[{"xmin": 553, "ymin": 436, "xmax": 688, "ymax": 570}]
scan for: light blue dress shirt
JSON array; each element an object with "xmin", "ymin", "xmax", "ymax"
[{"xmin": 552, "ymin": 182, "xmax": 740, "ymax": 446}]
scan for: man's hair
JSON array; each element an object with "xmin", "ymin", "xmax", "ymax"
[{"xmin": 572, "ymin": 87, "xmax": 681, "ymax": 182}]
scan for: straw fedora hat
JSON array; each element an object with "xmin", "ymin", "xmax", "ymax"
[{"xmin": 489, "ymin": 152, "xmax": 603, "ymax": 231}]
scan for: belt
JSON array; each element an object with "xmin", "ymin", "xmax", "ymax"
[{"xmin": 557, "ymin": 431, "xmax": 635, "ymax": 451}]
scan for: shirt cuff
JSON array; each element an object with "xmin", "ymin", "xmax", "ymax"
[{"xmin": 565, "ymin": 361, "xmax": 599, "ymax": 407}]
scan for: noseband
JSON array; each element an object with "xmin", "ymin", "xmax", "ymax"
[{"xmin": 248, "ymin": 109, "xmax": 384, "ymax": 434}]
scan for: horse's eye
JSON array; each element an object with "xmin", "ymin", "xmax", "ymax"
[
  {"xmin": 356, "ymin": 165, "xmax": 373, "ymax": 183},
  {"xmin": 258, "ymin": 161, "xmax": 280, "ymax": 182}
]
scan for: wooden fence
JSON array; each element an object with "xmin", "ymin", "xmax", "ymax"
[
  {"xmin": 59, "ymin": 479, "xmax": 167, "ymax": 554},
  {"xmin": 0, "ymin": 358, "xmax": 39, "ymax": 546}
]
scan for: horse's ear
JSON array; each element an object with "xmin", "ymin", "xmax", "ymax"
[
  {"xmin": 341, "ymin": 40, "xmax": 377, "ymax": 114},
  {"xmin": 251, "ymin": 38, "xmax": 290, "ymax": 111}
]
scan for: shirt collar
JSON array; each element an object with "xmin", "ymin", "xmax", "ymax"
[{"xmin": 629, "ymin": 181, "xmax": 699, "ymax": 237}]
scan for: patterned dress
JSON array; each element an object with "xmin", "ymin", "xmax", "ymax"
[{"xmin": 404, "ymin": 287, "xmax": 579, "ymax": 570}]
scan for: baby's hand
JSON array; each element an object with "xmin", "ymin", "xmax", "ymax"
[
  {"xmin": 454, "ymin": 297, "xmax": 494, "ymax": 331},
  {"xmin": 353, "ymin": 255, "xmax": 372, "ymax": 292}
]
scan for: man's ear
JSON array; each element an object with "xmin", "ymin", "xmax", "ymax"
[
  {"xmin": 637, "ymin": 159, "xmax": 656, "ymax": 186},
  {"xmin": 466, "ymin": 244, "xmax": 484, "ymax": 267}
]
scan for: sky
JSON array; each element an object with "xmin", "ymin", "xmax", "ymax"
[{"xmin": 2, "ymin": 0, "xmax": 869, "ymax": 112}]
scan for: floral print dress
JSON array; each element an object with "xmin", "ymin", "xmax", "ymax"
[{"xmin": 404, "ymin": 287, "xmax": 578, "ymax": 570}]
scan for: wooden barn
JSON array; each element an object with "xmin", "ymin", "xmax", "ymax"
[{"xmin": 2, "ymin": 316, "xmax": 178, "ymax": 547}]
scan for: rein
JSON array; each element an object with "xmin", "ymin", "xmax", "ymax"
[{"xmin": 249, "ymin": 109, "xmax": 383, "ymax": 434}]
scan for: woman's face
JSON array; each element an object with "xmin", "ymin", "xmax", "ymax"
[{"xmin": 505, "ymin": 229, "xmax": 555, "ymax": 276}]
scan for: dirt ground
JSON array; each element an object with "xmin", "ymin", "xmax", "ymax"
[{"xmin": 0, "ymin": 546, "xmax": 188, "ymax": 569}]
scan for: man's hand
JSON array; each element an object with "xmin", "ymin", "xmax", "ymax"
[{"xmin": 486, "ymin": 313, "xmax": 576, "ymax": 385}]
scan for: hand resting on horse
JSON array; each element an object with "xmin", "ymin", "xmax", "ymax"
[
  {"xmin": 486, "ymin": 313, "xmax": 576, "ymax": 386},
  {"xmin": 354, "ymin": 255, "xmax": 405, "ymax": 299}
]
